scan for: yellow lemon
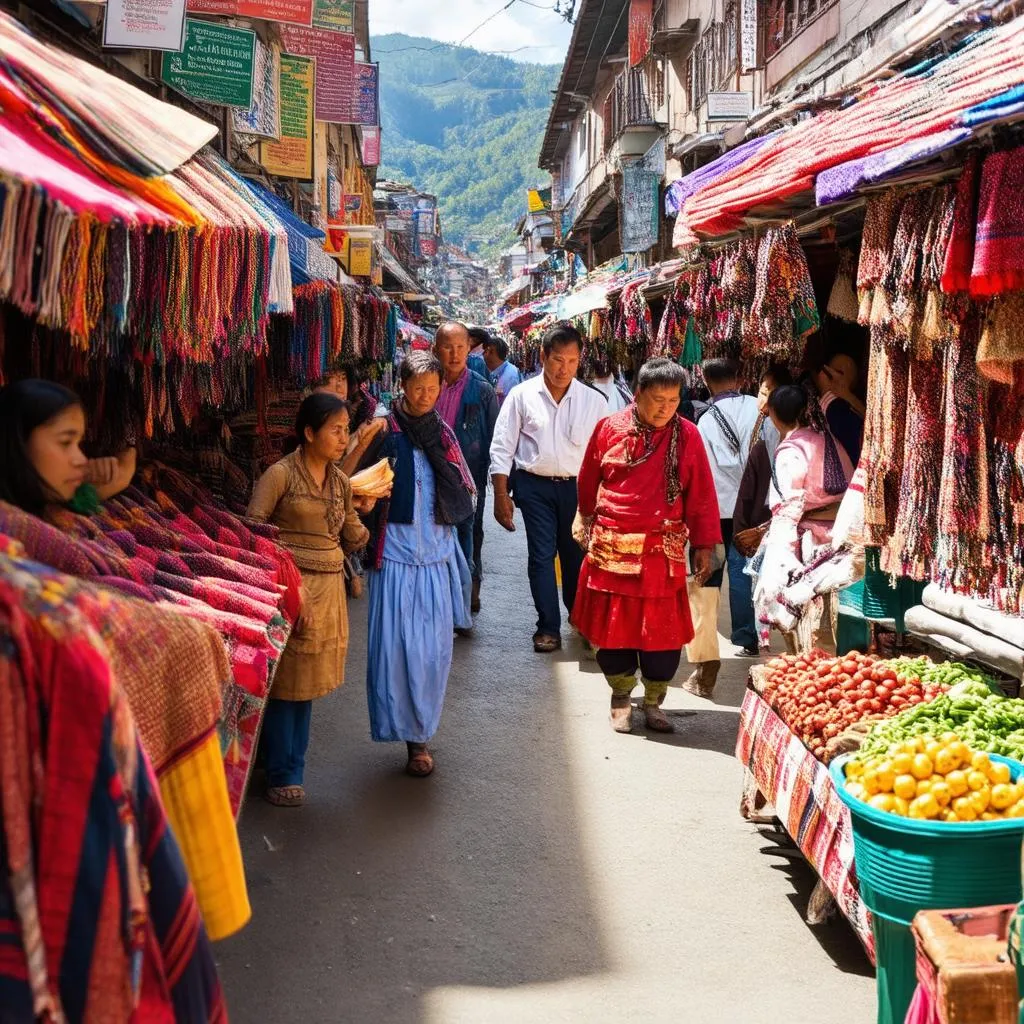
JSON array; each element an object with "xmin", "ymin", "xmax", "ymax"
[
  {"xmin": 891, "ymin": 752, "xmax": 913, "ymax": 775},
  {"xmin": 892, "ymin": 796, "xmax": 910, "ymax": 816},
  {"xmin": 990, "ymin": 783, "xmax": 1016, "ymax": 811},
  {"xmin": 968, "ymin": 788, "xmax": 990, "ymax": 816},
  {"xmin": 946, "ymin": 770, "xmax": 969, "ymax": 797},
  {"xmin": 846, "ymin": 760, "xmax": 865, "ymax": 780},
  {"xmin": 1006, "ymin": 801, "xmax": 1024, "ymax": 819},
  {"xmin": 862, "ymin": 771, "xmax": 880, "ymax": 796},
  {"xmin": 939, "ymin": 732, "xmax": 959, "ymax": 745},
  {"xmin": 968, "ymin": 771, "xmax": 989, "ymax": 792},
  {"xmin": 982, "ymin": 812, "xmax": 999, "ymax": 821},
  {"xmin": 972, "ymin": 752, "xmax": 992, "ymax": 774},
  {"xmin": 909, "ymin": 793, "xmax": 940, "ymax": 820},
  {"xmin": 953, "ymin": 796, "xmax": 978, "ymax": 821},
  {"xmin": 933, "ymin": 747, "xmax": 959, "ymax": 775},
  {"xmin": 893, "ymin": 775, "xmax": 918, "ymax": 800},
  {"xmin": 911, "ymin": 754, "xmax": 934, "ymax": 780},
  {"xmin": 875, "ymin": 764, "xmax": 896, "ymax": 793},
  {"xmin": 869, "ymin": 793, "xmax": 896, "ymax": 813},
  {"xmin": 931, "ymin": 781, "xmax": 952, "ymax": 808},
  {"xmin": 988, "ymin": 761, "xmax": 1011, "ymax": 786},
  {"xmin": 941, "ymin": 809, "xmax": 960, "ymax": 822}
]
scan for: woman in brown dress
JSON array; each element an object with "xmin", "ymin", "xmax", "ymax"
[{"xmin": 247, "ymin": 393, "xmax": 374, "ymax": 806}]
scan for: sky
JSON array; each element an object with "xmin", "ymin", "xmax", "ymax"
[{"xmin": 369, "ymin": 0, "xmax": 574, "ymax": 65}]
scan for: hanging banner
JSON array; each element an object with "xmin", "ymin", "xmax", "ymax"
[
  {"xmin": 361, "ymin": 125, "xmax": 381, "ymax": 167},
  {"xmin": 312, "ymin": 0, "xmax": 353, "ymax": 32},
  {"xmin": 354, "ymin": 62, "xmax": 378, "ymax": 125},
  {"xmin": 628, "ymin": 0, "xmax": 653, "ymax": 67},
  {"xmin": 527, "ymin": 187, "xmax": 551, "ymax": 212},
  {"xmin": 741, "ymin": 0, "xmax": 758, "ymax": 71},
  {"xmin": 162, "ymin": 20, "xmax": 255, "ymax": 106},
  {"xmin": 259, "ymin": 54, "xmax": 314, "ymax": 178},
  {"xmin": 103, "ymin": 0, "xmax": 186, "ymax": 51},
  {"xmin": 185, "ymin": 0, "xmax": 312, "ymax": 23},
  {"xmin": 348, "ymin": 237, "xmax": 372, "ymax": 276},
  {"xmin": 231, "ymin": 36, "xmax": 280, "ymax": 139},
  {"xmin": 280, "ymin": 25, "xmax": 355, "ymax": 124},
  {"xmin": 620, "ymin": 156, "xmax": 659, "ymax": 252}
]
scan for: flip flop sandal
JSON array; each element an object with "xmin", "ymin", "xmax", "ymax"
[
  {"xmin": 265, "ymin": 785, "xmax": 305, "ymax": 807},
  {"xmin": 406, "ymin": 750, "xmax": 435, "ymax": 777}
]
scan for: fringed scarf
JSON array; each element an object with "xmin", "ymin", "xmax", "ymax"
[
  {"xmin": 624, "ymin": 406, "xmax": 681, "ymax": 506},
  {"xmin": 802, "ymin": 382, "xmax": 848, "ymax": 496}
]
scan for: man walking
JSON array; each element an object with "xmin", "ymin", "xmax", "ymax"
[
  {"xmin": 482, "ymin": 335, "xmax": 522, "ymax": 406},
  {"xmin": 489, "ymin": 322, "xmax": 608, "ymax": 653},
  {"xmin": 466, "ymin": 326, "xmax": 491, "ymax": 380},
  {"xmin": 686, "ymin": 358, "xmax": 761, "ymax": 697},
  {"xmin": 435, "ymin": 322, "xmax": 499, "ymax": 618}
]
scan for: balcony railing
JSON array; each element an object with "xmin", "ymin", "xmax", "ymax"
[{"xmin": 603, "ymin": 57, "xmax": 665, "ymax": 150}]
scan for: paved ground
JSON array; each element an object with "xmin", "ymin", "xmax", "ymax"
[{"xmin": 218, "ymin": 507, "xmax": 876, "ymax": 1023}]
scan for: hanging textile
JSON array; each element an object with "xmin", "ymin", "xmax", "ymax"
[{"xmin": 628, "ymin": 0, "xmax": 653, "ymax": 66}]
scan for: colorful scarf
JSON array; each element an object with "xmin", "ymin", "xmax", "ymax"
[
  {"xmin": 970, "ymin": 145, "xmax": 1024, "ymax": 298},
  {"xmin": 391, "ymin": 400, "xmax": 476, "ymax": 525},
  {"xmin": 624, "ymin": 406, "xmax": 682, "ymax": 506}
]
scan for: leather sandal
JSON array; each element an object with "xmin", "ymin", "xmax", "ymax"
[
  {"xmin": 643, "ymin": 705, "xmax": 675, "ymax": 733},
  {"xmin": 533, "ymin": 633, "xmax": 562, "ymax": 653},
  {"xmin": 265, "ymin": 785, "xmax": 305, "ymax": 807},
  {"xmin": 610, "ymin": 695, "xmax": 633, "ymax": 733},
  {"xmin": 406, "ymin": 744, "xmax": 435, "ymax": 777}
]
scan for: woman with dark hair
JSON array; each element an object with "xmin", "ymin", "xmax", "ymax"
[
  {"xmin": 247, "ymin": 392, "xmax": 374, "ymax": 806},
  {"xmin": 0, "ymin": 378, "xmax": 137, "ymax": 516},
  {"xmin": 363, "ymin": 350, "xmax": 476, "ymax": 776},
  {"xmin": 571, "ymin": 358, "xmax": 721, "ymax": 733},
  {"xmin": 754, "ymin": 384, "xmax": 854, "ymax": 651}
]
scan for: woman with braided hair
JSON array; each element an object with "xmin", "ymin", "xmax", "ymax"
[{"xmin": 570, "ymin": 358, "xmax": 721, "ymax": 734}]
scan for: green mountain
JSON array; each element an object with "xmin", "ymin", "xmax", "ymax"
[{"xmin": 372, "ymin": 34, "xmax": 561, "ymax": 257}]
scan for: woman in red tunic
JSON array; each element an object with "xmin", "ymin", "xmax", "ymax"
[{"xmin": 571, "ymin": 359, "xmax": 722, "ymax": 733}]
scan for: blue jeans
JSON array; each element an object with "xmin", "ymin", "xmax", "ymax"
[
  {"xmin": 263, "ymin": 698, "xmax": 313, "ymax": 787},
  {"xmin": 513, "ymin": 471, "xmax": 584, "ymax": 637},
  {"xmin": 457, "ymin": 490, "xmax": 486, "ymax": 582},
  {"xmin": 705, "ymin": 517, "xmax": 756, "ymax": 650}
]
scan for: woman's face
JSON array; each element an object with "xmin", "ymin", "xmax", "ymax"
[
  {"xmin": 319, "ymin": 372, "xmax": 349, "ymax": 401},
  {"xmin": 404, "ymin": 372, "xmax": 442, "ymax": 417},
  {"xmin": 757, "ymin": 376, "xmax": 777, "ymax": 414},
  {"xmin": 305, "ymin": 409, "xmax": 350, "ymax": 462},
  {"xmin": 27, "ymin": 405, "xmax": 89, "ymax": 501},
  {"xmin": 635, "ymin": 384, "xmax": 681, "ymax": 429}
]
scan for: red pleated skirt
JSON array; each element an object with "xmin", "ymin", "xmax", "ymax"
[{"xmin": 570, "ymin": 560, "xmax": 695, "ymax": 651}]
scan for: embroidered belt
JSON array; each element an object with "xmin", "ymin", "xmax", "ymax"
[{"xmin": 588, "ymin": 521, "xmax": 690, "ymax": 576}]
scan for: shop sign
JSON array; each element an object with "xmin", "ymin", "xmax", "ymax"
[
  {"xmin": 741, "ymin": 0, "xmax": 758, "ymax": 72},
  {"xmin": 104, "ymin": 0, "xmax": 186, "ymax": 51},
  {"xmin": 419, "ymin": 237, "xmax": 437, "ymax": 257},
  {"xmin": 384, "ymin": 215, "xmax": 406, "ymax": 232},
  {"xmin": 361, "ymin": 125, "xmax": 380, "ymax": 167},
  {"xmin": 312, "ymin": 0, "xmax": 353, "ymax": 33},
  {"xmin": 231, "ymin": 35, "xmax": 280, "ymax": 139},
  {"xmin": 280, "ymin": 25, "xmax": 355, "ymax": 124},
  {"xmin": 162, "ymin": 20, "xmax": 255, "ymax": 107},
  {"xmin": 354, "ymin": 62, "xmax": 378, "ymax": 125},
  {"xmin": 706, "ymin": 91, "xmax": 754, "ymax": 121},
  {"xmin": 185, "ymin": 0, "xmax": 313, "ymax": 25},
  {"xmin": 348, "ymin": 237, "xmax": 372, "ymax": 276},
  {"xmin": 259, "ymin": 54, "xmax": 314, "ymax": 178}
]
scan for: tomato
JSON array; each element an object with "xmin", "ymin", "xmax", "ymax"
[
  {"xmin": 876, "ymin": 685, "xmax": 892, "ymax": 702},
  {"xmin": 869, "ymin": 699, "xmax": 882, "ymax": 713},
  {"xmin": 855, "ymin": 698, "xmax": 871, "ymax": 713},
  {"xmin": 827, "ymin": 688, "xmax": 842, "ymax": 704},
  {"xmin": 841, "ymin": 659, "xmax": 857, "ymax": 674}
]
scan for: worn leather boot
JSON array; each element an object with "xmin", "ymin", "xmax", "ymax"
[
  {"xmin": 610, "ymin": 694, "xmax": 634, "ymax": 733},
  {"xmin": 470, "ymin": 578, "xmax": 481, "ymax": 614},
  {"xmin": 683, "ymin": 660, "xmax": 721, "ymax": 700},
  {"xmin": 642, "ymin": 680, "xmax": 673, "ymax": 732}
]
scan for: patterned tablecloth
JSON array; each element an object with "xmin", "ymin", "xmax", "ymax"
[{"xmin": 736, "ymin": 686, "xmax": 876, "ymax": 960}]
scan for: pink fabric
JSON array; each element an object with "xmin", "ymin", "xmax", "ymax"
[
  {"xmin": 435, "ymin": 369, "xmax": 469, "ymax": 429},
  {"xmin": 904, "ymin": 984, "xmax": 939, "ymax": 1024}
]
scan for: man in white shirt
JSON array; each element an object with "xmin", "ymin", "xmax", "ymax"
[
  {"xmin": 687, "ymin": 358, "xmax": 762, "ymax": 696},
  {"xmin": 591, "ymin": 357, "xmax": 632, "ymax": 414},
  {"xmin": 490, "ymin": 323, "xmax": 609, "ymax": 653}
]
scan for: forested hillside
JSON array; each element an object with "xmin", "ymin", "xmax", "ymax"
[{"xmin": 373, "ymin": 34, "xmax": 561, "ymax": 256}]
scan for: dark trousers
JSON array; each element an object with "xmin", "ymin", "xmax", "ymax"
[
  {"xmin": 263, "ymin": 698, "xmax": 313, "ymax": 788},
  {"xmin": 595, "ymin": 648, "xmax": 682, "ymax": 682},
  {"xmin": 457, "ymin": 490, "xmax": 487, "ymax": 582},
  {"xmin": 513, "ymin": 471, "xmax": 584, "ymax": 637},
  {"xmin": 704, "ymin": 517, "xmax": 757, "ymax": 650}
]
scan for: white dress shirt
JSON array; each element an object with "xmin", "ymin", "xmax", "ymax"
[
  {"xmin": 593, "ymin": 375, "xmax": 630, "ymax": 414},
  {"xmin": 697, "ymin": 393, "xmax": 761, "ymax": 518},
  {"xmin": 489, "ymin": 375, "xmax": 609, "ymax": 479}
]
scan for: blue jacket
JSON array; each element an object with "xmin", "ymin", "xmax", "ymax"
[{"xmin": 453, "ymin": 370, "xmax": 498, "ymax": 489}]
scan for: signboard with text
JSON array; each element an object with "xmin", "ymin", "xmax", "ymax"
[
  {"xmin": 706, "ymin": 91, "xmax": 754, "ymax": 121},
  {"xmin": 259, "ymin": 54, "xmax": 313, "ymax": 177},
  {"xmin": 361, "ymin": 125, "xmax": 381, "ymax": 166},
  {"xmin": 104, "ymin": 0, "xmax": 186, "ymax": 51},
  {"xmin": 312, "ymin": 0, "xmax": 353, "ymax": 32},
  {"xmin": 280, "ymin": 25, "xmax": 355, "ymax": 124},
  {"xmin": 354, "ymin": 62, "xmax": 378, "ymax": 125},
  {"xmin": 348, "ymin": 237, "xmax": 372, "ymax": 276},
  {"xmin": 162, "ymin": 20, "xmax": 255, "ymax": 107},
  {"xmin": 186, "ymin": 0, "xmax": 312, "ymax": 24}
]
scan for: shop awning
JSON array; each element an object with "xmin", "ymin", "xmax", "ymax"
[
  {"xmin": 377, "ymin": 244, "xmax": 427, "ymax": 296},
  {"xmin": 674, "ymin": 15, "xmax": 1024, "ymax": 242}
]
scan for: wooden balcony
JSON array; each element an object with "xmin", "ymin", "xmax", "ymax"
[{"xmin": 603, "ymin": 56, "xmax": 666, "ymax": 152}]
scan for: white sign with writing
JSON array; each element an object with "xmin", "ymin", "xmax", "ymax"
[
  {"xmin": 741, "ymin": 0, "xmax": 758, "ymax": 72},
  {"xmin": 103, "ymin": 0, "xmax": 187, "ymax": 51},
  {"xmin": 707, "ymin": 91, "xmax": 754, "ymax": 121}
]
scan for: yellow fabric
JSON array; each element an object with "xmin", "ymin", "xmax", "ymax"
[
  {"xmin": 159, "ymin": 734, "xmax": 251, "ymax": 941},
  {"xmin": 684, "ymin": 582, "xmax": 721, "ymax": 663}
]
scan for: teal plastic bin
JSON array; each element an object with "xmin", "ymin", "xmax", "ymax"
[{"xmin": 831, "ymin": 754, "xmax": 1024, "ymax": 1024}]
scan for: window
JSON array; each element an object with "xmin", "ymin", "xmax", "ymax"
[{"xmin": 762, "ymin": 0, "xmax": 835, "ymax": 61}]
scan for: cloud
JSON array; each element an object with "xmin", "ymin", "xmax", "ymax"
[{"xmin": 370, "ymin": 0, "xmax": 573, "ymax": 64}]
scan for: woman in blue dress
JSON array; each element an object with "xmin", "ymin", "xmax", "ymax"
[{"xmin": 364, "ymin": 351, "xmax": 475, "ymax": 776}]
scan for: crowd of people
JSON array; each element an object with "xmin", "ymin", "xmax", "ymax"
[{"xmin": 0, "ymin": 319, "xmax": 866, "ymax": 798}]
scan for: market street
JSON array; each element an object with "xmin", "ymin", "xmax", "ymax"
[{"xmin": 217, "ymin": 509, "xmax": 875, "ymax": 1024}]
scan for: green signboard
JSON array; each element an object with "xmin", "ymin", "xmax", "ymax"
[{"xmin": 161, "ymin": 19, "xmax": 255, "ymax": 107}]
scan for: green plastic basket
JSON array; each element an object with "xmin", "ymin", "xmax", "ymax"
[{"xmin": 832, "ymin": 753, "xmax": 1024, "ymax": 1024}]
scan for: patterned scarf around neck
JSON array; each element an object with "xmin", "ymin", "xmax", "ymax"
[
  {"xmin": 391, "ymin": 401, "xmax": 476, "ymax": 525},
  {"xmin": 626, "ymin": 406, "xmax": 682, "ymax": 505}
]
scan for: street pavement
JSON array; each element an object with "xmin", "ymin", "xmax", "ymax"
[{"xmin": 218, "ymin": 504, "xmax": 876, "ymax": 1023}]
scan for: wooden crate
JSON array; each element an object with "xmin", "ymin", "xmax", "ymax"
[{"xmin": 913, "ymin": 905, "xmax": 1019, "ymax": 1024}]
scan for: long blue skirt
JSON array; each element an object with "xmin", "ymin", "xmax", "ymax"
[{"xmin": 366, "ymin": 554, "xmax": 470, "ymax": 743}]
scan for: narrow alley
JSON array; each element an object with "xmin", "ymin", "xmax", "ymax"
[{"xmin": 217, "ymin": 512, "xmax": 874, "ymax": 1024}]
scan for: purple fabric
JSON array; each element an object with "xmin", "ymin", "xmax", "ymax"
[
  {"xmin": 435, "ymin": 368, "xmax": 469, "ymax": 429},
  {"xmin": 664, "ymin": 131, "xmax": 783, "ymax": 217},
  {"xmin": 814, "ymin": 128, "xmax": 972, "ymax": 205}
]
